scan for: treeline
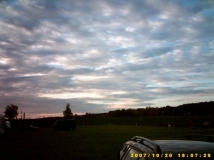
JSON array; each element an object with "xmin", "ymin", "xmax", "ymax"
[{"xmin": 84, "ymin": 101, "xmax": 214, "ymax": 118}]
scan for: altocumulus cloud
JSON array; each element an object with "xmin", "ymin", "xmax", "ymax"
[{"xmin": 0, "ymin": 0, "xmax": 214, "ymax": 118}]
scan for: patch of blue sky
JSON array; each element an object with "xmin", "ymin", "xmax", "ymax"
[
  {"xmin": 180, "ymin": 0, "xmax": 200, "ymax": 10},
  {"xmin": 45, "ymin": 62, "xmax": 64, "ymax": 69},
  {"xmin": 1, "ymin": 0, "xmax": 16, "ymax": 5},
  {"xmin": 200, "ymin": 8, "xmax": 214, "ymax": 20},
  {"xmin": 201, "ymin": 45, "xmax": 211, "ymax": 55},
  {"xmin": 191, "ymin": 79, "xmax": 214, "ymax": 85}
]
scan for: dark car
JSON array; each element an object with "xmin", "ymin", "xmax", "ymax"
[
  {"xmin": 3, "ymin": 121, "xmax": 12, "ymax": 131},
  {"xmin": 52, "ymin": 119, "xmax": 76, "ymax": 131},
  {"xmin": 116, "ymin": 135, "xmax": 214, "ymax": 160},
  {"xmin": 19, "ymin": 124, "xmax": 39, "ymax": 131}
]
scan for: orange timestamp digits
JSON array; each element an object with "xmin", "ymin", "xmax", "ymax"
[
  {"xmin": 130, "ymin": 153, "xmax": 173, "ymax": 158},
  {"xmin": 177, "ymin": 153, "xmax": 212, "ymax": 158}
]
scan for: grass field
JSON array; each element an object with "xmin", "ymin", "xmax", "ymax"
[
  {"xmin": 75, "ymin": 115, "xmax": 214, "ymax": 127},
  {"xmin": 1, "ymin": 125, "xmax": 214, "ymax": 160}
]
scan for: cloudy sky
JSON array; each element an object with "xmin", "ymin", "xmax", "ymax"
[{"xmin": 0, "ymin": 0, "xmax": 214, "ymax": 118}]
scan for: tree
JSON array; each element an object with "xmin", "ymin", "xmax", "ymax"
[
  {"xmin": 4, "ymin": 104, "xmax": 19, "ymax": 119},
  {"xmin": 63, "ymin": 103, "xmax": 73, "ymax": 118}
]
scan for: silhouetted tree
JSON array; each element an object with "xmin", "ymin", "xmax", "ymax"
[
  {"xmin": 4, "ymin": 104, "xmax": 19, "ymax": 119},
  {"xmin": 63, "ymin": 103, "xmax": 73, "ymax": 118}
]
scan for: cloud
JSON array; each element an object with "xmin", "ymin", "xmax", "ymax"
[{"xmin": 0, "ymin": 0, "xmax": 214, "ymax": 118}]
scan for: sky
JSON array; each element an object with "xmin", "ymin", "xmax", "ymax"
[{"xmin": 0, "ymin": 0, "xmax": 214, "ymax": 118}]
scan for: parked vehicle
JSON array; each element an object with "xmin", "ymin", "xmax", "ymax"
[
  {"xmin": 4, "ymin": 121, "xmax": 11, "ymax": 131},
  {"xmin": 52, "ymin": 119, "xmax": 76, "ymax": 131},
  {"xmin": 19, "ymin": 124, "xmax": 39, "ymax": 131},
  {"xmin": 116, "ymin": 135, "xmax": 214, "ymax": 160}
]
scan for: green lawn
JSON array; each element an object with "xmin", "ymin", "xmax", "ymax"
[
  {"xmin": 1, "ymin": 125, "xmax": 214, "ymax": 160},
  {"xmin": 75, "ymin": 115, "xmax": 214, "ymax": 128}
]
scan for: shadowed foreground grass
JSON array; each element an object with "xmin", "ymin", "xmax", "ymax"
[{"xmin": 1, "ymin": 125, "xmax": 214, "ymax": 160}]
